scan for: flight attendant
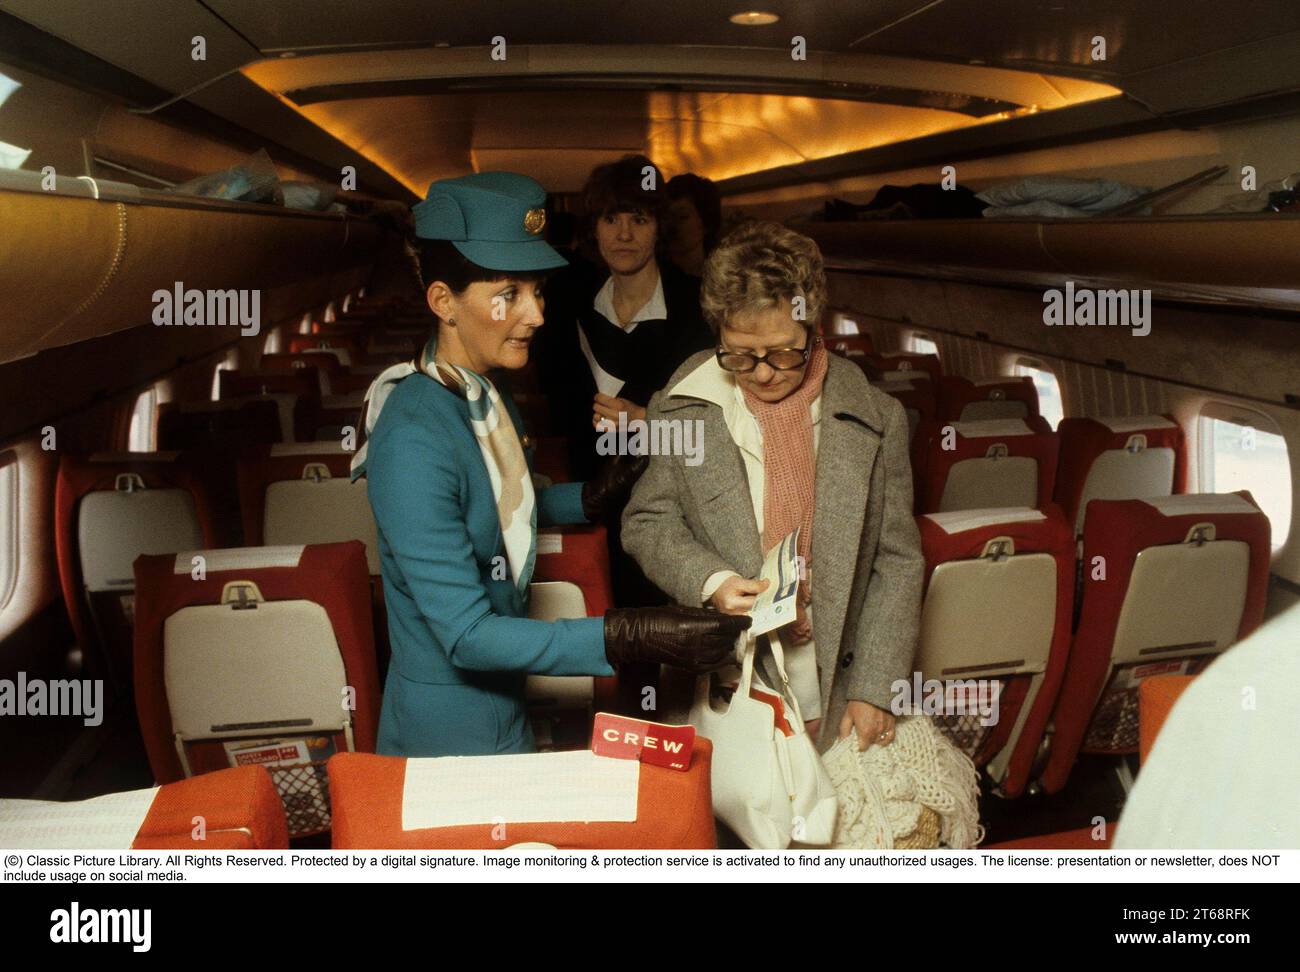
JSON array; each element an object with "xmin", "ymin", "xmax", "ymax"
[{"xmin": 353, "ymin": 172, "xmax": 747, "ymax": 758}]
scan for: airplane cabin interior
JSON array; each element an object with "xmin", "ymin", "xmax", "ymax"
[{"xmin": 0, "ymin": 0, "xmax": 1297, "ymax": 868}]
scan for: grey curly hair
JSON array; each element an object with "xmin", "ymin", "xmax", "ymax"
[{"xmin": 699, "ymin": 220, "xmax": 828, "ymax": 333}]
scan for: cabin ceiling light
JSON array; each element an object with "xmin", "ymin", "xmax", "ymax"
[{"xmin": 730, "ymin": 11, "xmax": 780, "ymax": 26}]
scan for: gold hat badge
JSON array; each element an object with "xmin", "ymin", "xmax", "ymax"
[{"xmin": 523, "ymin": 207, "xmax": 546, "ymax": 235}]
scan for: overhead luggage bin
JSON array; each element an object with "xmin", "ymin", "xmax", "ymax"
[
  {"xmin": 0, "ymin": 172, "xmax": 381, "ymax": 366},
  {"xmin": 804, "ymin": 214, "xmax": 1300, "ymax": 311}
]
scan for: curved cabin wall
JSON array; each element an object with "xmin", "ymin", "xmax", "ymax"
[
  {"xmin": 807, "ymin": 214, "xmax": 1300, "ymax": 301},
  {"xmin": 0, "ymin": 187, "xmax": 382, "ymax": 651},
  {"xmin": 825, "ymin": 264, "xmax": 1300, "ymax": 594},
  {"xmin": 0, "ymin": 186, "xmax": 381, "ymax": 363},
  {"xmin": 0, "ymin": 184, "xmax": 381, "ymax": 446}
]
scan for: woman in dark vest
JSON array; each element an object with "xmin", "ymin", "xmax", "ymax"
[
  {"xmin": 533, "ymin": 156, "xmax": 715, "ymax": 713},
  {"xmin": 535, "ymin": 155, "xmax": 715, "ymax": 486}
]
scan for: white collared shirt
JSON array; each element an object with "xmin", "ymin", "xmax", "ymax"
[{"xmin": 592, "ymin": 271, "xmax": 667, "ymax": 334}]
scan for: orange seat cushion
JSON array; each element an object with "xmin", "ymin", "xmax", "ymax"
[
  {"xmin": 1138, "ymin": 675, "xmax": 1195, "ymax": 765},
  {"xmin": 328, "ymin": 742, "xmax": 716, "ymax": 849},
  {"xmin": 131, "ymin": 766, "xmax": 289, "ymax": 849}
]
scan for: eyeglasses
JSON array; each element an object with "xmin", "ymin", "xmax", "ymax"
[{"xmin": 715, "ymin": 337, "xmax": 816, "ymax": 373}]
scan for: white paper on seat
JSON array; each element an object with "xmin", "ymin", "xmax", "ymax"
[
  {"xmin": 537, "ymin": 533, "xmax": 563, "ymax": 555},
  {"xmin": 401, "ymin": 750, "xmax": 639, "ymax": 830},
  {"xmin": 0, "ymin": 787, "xmax": 159, "ymax": 849},
  {"xmin": 1142, "ymin": 493, "xmax": 1258, "ymax": 517},
  {"xmin": 972, "ymin": 376, "xmax": 1024, "ymax": 387},
  {"xmin": 172, "ymin": 545, "xmax": 305, "ymax": 573},
  {"xmin": 923, "ymin": 507, "xmax": 1046, "ymax": 535},
  {"xmin": 954, "ymin": 419, "xmax": 1033, "ymax": 438},
  {"xmin": 1100, "ymin": 415, "xmax": 1176, "ymax": 433}
]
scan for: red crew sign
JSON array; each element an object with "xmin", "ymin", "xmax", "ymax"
[{"xmin": 591, "ymin": 712, "xmax": 695, "ymax": 771}]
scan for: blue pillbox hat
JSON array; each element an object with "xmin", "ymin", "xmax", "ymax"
[{"xmin": 411, "ymin": 171, "xmax": 567, "ymax": 272}]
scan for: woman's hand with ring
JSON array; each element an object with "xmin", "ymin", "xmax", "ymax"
[{"xmin": 839, "ymin": 700, "xmax": 896, "ymax": 752}]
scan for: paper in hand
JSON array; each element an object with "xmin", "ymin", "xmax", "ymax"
[{"xmin": 747, "ymin": 528, "xmax": 801, "ymax": 637}]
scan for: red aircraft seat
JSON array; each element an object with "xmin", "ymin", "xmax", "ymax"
[
  {"xmin": 1054, "ymin": 414, "xmax": 1187, "ymax": 536},
  {"xmin": 915, "ymin": 505, "xmax": 1074, "ymax": 797},
  {"xmin": 55, "ymin": 451, "xmax": 219, "ymax": 695},
  {"xmin": 133, "ymin": 541, "xmax": 380, "ymax": 838},
  {"xmin": 1040, "ymin": 492, "xmax": 1270, "ymax": 793}
]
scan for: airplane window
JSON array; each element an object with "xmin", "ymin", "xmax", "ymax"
[
  {"xmin": 127, "ymin": 386, "xmax": 158, "ymax": 451},
  {"xmin": 299, "ymin": 312, "xmax": 313, "ymax": 335},
  {"xmin": 1199, "ymin": 405, "xmax": 1293, "ymax": 553},
  {"xmin": 0, "ymin": 452, "xmax": 16, "ymax": 612},
  {"xmin": 0, "ymin": 71, "xmax": 31, "ymax": 168},
  {"xmin": 1013, "ymin": 358, "xmax": 1065, "ymax": 430},
  {"xmin": 263, "ymin": 329, "xmax": 282, "ymax": 355},
  {"xmin": 906, "ymin": 331, "xmax": 939, "ymax": 357},
  {"xmin": 210, "ymin": 347, "xmax": 239, "ymax": 401},
  {"xmin": 827, "ymin": 310, "xmax": 862, "ymax": 335}
]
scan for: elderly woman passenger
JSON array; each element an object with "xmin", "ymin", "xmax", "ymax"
[{"xmin": 621, "ymin": 221, "xmax": 924, "ymax": 749}]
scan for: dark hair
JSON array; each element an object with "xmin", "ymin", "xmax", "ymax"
[
  {"xmin": 410, "ymin": 238, "xmax": 548, "ymax": 295},
  {"xmin": 581, "ymin": 154, "xmax": 668, "ymax": 237},
  {"xmin": 667, "ymin": 173, "xmax": 723, "ymax": 251}
]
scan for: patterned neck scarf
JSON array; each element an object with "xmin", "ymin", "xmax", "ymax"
[
  {"xmin": 351, "ymin": 334, "xmax": 537, "ymax": 596},
  {"xmin": 741, "ymin": 339, "xmax": 828, "ymax": 573}
]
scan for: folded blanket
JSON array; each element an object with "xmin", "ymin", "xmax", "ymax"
[{"xmin": 978, "ymin": 175, "xmax": 1149, "ymax": 217}]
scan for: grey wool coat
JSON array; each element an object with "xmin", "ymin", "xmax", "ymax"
[{"xmin": 621, "ymin": 349, "xmax": 925, "ymax": 750}]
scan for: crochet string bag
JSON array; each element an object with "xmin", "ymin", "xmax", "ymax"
[{"xmin": 822, "ymin": 715, "xmax": 985, "ymax": 849}]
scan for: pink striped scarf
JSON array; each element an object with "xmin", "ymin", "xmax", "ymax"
[{"xmin": 741, "ymin": 339, "xmax": 828, "ymax": 573}]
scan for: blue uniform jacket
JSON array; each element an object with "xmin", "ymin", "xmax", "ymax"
[{"xmin": 364, "ymin": 371, "xmax": 612, "ymax": 756}]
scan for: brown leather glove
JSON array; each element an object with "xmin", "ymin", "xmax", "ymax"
[
  {"xmin": 581, "ymin": 453, "xmax": 649, "ymax": 522},
  {"xmin": 604, "ymin": 605, "xmax": 750, "ymax": 673}
]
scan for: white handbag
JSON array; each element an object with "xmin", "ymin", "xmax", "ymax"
[{"xmin": 690, "ymin": 632, "xmax": 838, "ymax": 849}]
